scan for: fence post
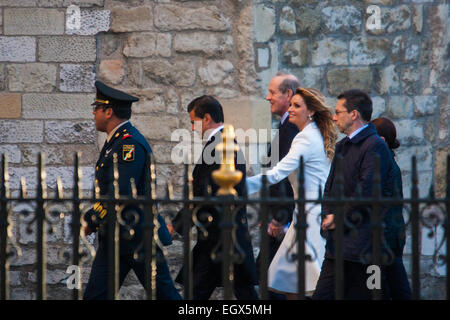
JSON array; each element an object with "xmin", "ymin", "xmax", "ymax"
[
  {"xmin": 182, "ymin": 162, "xmax": 193, "ymax": 300},
  {"xmin": 334, "ymin": 155, "xmax": 345, "ymax": 300},
  {"xmin": 143, "ymin": 153, "xmax": 157, "ymax": 300},
  {"xmin": 259, "ymin": 172, "xmax": 269, "ymax": 300},
  {"xmin": 71, "ymin": 152, "xmax": 82, "ymax": 300},
  {"xmin": 36, "ymin": 153, "xmax": 47, "ymax": 300},
  {"xmin": 446, "ymin": 154, "xmax": 450, "ymax": 300},
  {"xmin": 371, "ymin": 155, "xmax": 382, "ymax": 300},
  {"xmin": 296, "ymin": 156, "xmax": 306, "ymax": 300},
  {"xmin": 212, "ymin": 125, "xmax": 243, "ymax": 300},
  {"xmin": 0, "ymin": 155, "xmax": 10, "ymax": 300},
  {"xmin": 411, "ymin": 156, "xmax": 420, "ymax": 300},
  {"xmin": 107, "ymin": 153, "xmax": 120, "ymax": 300}
]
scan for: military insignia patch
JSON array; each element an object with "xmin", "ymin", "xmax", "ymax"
[
  {"xmin": 123, "ymin": 145, "xmax": 135, "ymax": 161},
  {"xmin": 122, "ymin": 134, "xmax": 133, "ymax": 140}
]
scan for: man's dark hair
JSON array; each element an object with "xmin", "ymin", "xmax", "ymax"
[
  {"xmin": 187, "ymin": 95, "xmax": 224, "ymax": 123},
  {"xmin": 337, "ymin": 89, "xmax": 372, "ymax": 122},
  {"xmin": 111, "ymin": 105, "xmax": 132, "ymax": 120}
]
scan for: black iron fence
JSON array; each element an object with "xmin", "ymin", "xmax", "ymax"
[{"xmin": 0, "ymin": 145, "xmax": 449, "ymax": 300}]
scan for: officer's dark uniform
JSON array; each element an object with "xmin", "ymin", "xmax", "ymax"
[{"xmin": 83, "ymin": 81, "xmax": 181, "ymax": 300}]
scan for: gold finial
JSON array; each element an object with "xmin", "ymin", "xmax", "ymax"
[{"xmin": 212, "ymin": 124, "xmax": 243, "ymax": 196}]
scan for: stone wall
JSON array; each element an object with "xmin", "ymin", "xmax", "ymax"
[
  {"xmin": 0, "ymin": 0, "xmax": 448, "ymax": 299},
  {"xmin": 253, "ymin": 0, "xmax": 449, "ymax": 299}
]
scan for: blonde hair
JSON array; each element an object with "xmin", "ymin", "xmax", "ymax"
[{"xmin": 295, "ymin": 88, "xmax": 337, "ymax": 161}]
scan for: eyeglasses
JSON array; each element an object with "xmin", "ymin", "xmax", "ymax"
[{"xmin": 334, "ymin": 109, "xmax": 350, "ymax": 115}]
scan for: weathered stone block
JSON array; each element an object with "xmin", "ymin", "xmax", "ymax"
[
  {"xmin": 198, "ymin": 60, "xmax": 234, "ymax": 86},
  {"xmin": 9, "ymin": 271, "xmax": 22, "ymax": 287},
  {"xmin": 401, "ymin": 66, "xmax": 421, "ymax": 95},
  {"xmin": 427, "ymin": 4, "xmax": 449, "ymax": 93},
  {"xmin": 99, "ymin": 33, "xmax": 120, "ymax": 57},
  {"xmin": 349, "ymin": 37, "xmax": 390, "ymax": 65},
  {"xmin": 363, "ymin": 0, "xmax": 395, "ymax": 4},
  {"xmin": 119, "ymin": 284, "xmax": 146, "ymax": 300},
  {"xmin": 128, "ymin": 88, "xmax": 166, "ymax": 113},
  {"xmin": 19, "ymin": 218, "xmax": 62, "ymax": 244},
  {"xmin": 22, "ymin": 93, "xmax": 94, "ymax": 119},
  {"xmin": 21, "ymin": 144, "xmax": 98, "ymax": 166},
  {"xmin": 370, "ymin": 5, "xmax": 412, "ymax": 34},
  {"xmin": 0, "ymin": 36, "xmax": 36, "ymax": 62},
  {"xmin": 326, "ymin": 67, "xmax": 373, "ymax": 96},
  {"xmin": 435, "ymin": 146, "xmax": 450, "ymax": 198},
  {"xmin": 391, "ymin": 35, "xmax": 420, "ymax": 63},
  {"xmin": 414, "ymin": 96, "xmax": 439, "ymax": 116},
  {"xmin": 123, "ymin": 59, "xmax": 143, "ymax": 87},
  {"xmin": 165, "ymin": 87, "xmax": 180, "ymax": 114},
  {"xmin": 38, "ymin": 36, "xmax": 96, "ymax": 62},
  {"xmin": 66, "ymin": 9, "xmax": 110, "ymax": 36},
  {"xmin": 397, "ymin": 144, "xmax": 433, "ymax": 174},
  {"xmin": 35, "ymin": 0, "xmax": 103, "ymax": 6},
  {"xmin": 0, "ymin": 120, "xmax": 43, "ymax": 143},
  {"xmin": 295, "ymin": 7, "xmax": 321, "ymax": 36},
  {"xmin": 288, "ymin": 67, "xmax": 323, "ymax": 91},
  {"xmin": 374, "ymin": 65, "xmax": 401, "ymax": 95},
  {"xmin": 151, "ymin": 142, "xmax": 179, "ymax": 164},
  {"xmin": 98, "ymin": 59, "xmax": 124, "ymax": 85},
  {"xmin": 142, "ymin": 59, "xmax": 196, "ymax": 87},
  {"xmin": 155, "ymin": 4, "xmax": 230, "ymax": 32},
  {"xmin": 280, "ymin": 6, "xmax": 296, "ymax": 35},
  {"xmin": 4, "ymin": 8, "xmax": 64, "ymax": 35},
  {"xmin": 0, "ymin": 144, "xmax": 21, "ymax": 163},
  {"xmin": 438, "ymin": 94, "xmax": 448, "ymax": 144},
  {"xmin": 45, "ymin": 121, "xmax": 96, "ymax": 144},
  {"xmin": 212, "ymin": 87, "xmax": 240, "ymax": 99},
  {"xmin": 62, "ymin": 0, "xmax": 104, "ymax": 6},
  {"xmin": 412, "ymin": 5, "xmax": 423, "ymax": 33},
  {"xmin": 0, "ymin": 64, "xmax": 4, "ymax": 90},
  {"xmin": 44, "ymin": 166, "xmax": 94, "ymax": 190},
  {"xmin": 282, "ymin": 39, "xmax": 309, "ymax": 67},
  {"xmin": 123, "ymin": 33, "xmax": 157, "ymax": 58},
  {"xmin": 322, "ymin": 5, "xmax": 362, "ymax": 34},
  {"xmin": 220, "ymin": 96, "xmax": 271, "ymax": 139},
  {"xmin": 312, "ymin": 38, "xmax": 347, "ymax": 66},
  {"xmin": 256, "ymin": 46, "xmax": 270, "ymax": 69},
  {"xmin": 132, "ymin": 115, "xmax": 179, "ymax": 141},
  {"xmin": 0, "ymin": 0, "xmax": 37, "ymax": 6},
  {"xmin": 156, "ymin": 33, "xmax": 172, "ymax": 58},
  {"xmin": 393, "ymin": 119, "xmax": 425, "ymax": 145},
  {"xmin": 111, "ymin": 6, "xmax": 152, "ymax": 32},
  {"xmin": 10, "ymin": 288, "xmax": 36, "ymax": 300},
  {"xmin": 388, "ymin": 96, "xmax": 414, "ymax": 119},
  {"xmin": 0, "ymin": 93, "xmax": 21, "ymax": 118},
  {"xmin": 27, "ymin": 269, "xmax": 69, "ymax": 285},
  {"xmin": 173, "ymin": 32, "xmax": 232, "ymax": 56},
  {"xmin": 371, "ymin": 96, "xmax": 386, "ymax": 119},
  {"xmin": 60, "ymin": 64, "xmax": 95, "ymax": 92},
  {"xmin": 7, "ymin": 63, "xmax": 57, "ymax": 92}
]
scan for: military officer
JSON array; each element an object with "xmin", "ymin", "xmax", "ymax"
[{"xmin": 83, "ymin": 80, "xmax": 181, "ymax": 300}]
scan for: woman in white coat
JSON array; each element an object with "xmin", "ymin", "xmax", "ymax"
[{"xmin": 247, "ymin": 88, "xmax": 337, "ymax": 299}]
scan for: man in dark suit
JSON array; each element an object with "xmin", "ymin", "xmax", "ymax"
[
  {"xmin": 171, "ymin": 95, "xmax": 258, "ymax": 300},
  {"xmin": 257, "ymin": 72, "xmax": 299, "ymax": 299},
  {"xmin": 312, "ymin": 89, "xmax": 394, "ymax": 300},
  {"xmin": 83, "ymin": 81, "xmax": 181, "ymax": 300}
]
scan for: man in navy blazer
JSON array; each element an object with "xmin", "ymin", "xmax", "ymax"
[
  {"xmin": 313, "ymin": 89, "xmax": 394, "ymax": 300},
  {"xmin": 171, "ymin": 95, "xmax": 258, "ymax": 300}
]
